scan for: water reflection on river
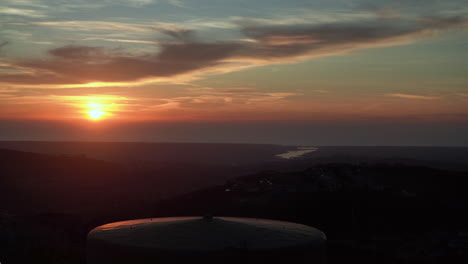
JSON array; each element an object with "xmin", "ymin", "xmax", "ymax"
[{"xmin": 276, "ymin": 147, "xmax": 318, "ymax": 159}]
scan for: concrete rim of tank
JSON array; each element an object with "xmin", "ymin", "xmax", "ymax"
[{"xmin": 87, "ymin": 216, "xmax": 326, "ymax": 252}]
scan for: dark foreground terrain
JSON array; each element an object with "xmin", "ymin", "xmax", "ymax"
[{"xmin": 1, "ymin": 145, "xmax": 468, "ymax": 263}]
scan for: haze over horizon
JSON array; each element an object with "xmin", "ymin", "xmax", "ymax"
[{"xmin": 1, "ymin": 0, "xmax": 467, "ymax": 145}]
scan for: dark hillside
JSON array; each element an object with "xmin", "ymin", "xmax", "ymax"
[
  {"xmin": 1, "ymin": 149, "xmax": 468, "ymax": 263},
  {"xmin": 153, "ymin": 163, "xmax": 468, "ymax": 263}
]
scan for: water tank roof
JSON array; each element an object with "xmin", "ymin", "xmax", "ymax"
[{"xmin": 88, "ymin": 216, "xmax": 326, "ymax": 251}]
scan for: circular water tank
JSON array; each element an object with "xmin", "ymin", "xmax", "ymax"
[{"xmin": 87, "ymin": 216, "xmax": 326, "ymax": 264}]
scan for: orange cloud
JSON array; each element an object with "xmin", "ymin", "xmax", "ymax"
[{"xmin": 386, "ymin": 93, "xmax": 440, "ymax": 100}]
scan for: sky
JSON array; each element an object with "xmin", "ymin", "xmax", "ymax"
[{"xmin": 1, "ymin": 0, "xmax": 468, "ymax": 145}]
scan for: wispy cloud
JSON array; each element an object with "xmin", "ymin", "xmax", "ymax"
[
  {"xmin": 138, "ymin": 89, "xmax": 302, "ymax": 117},
  {"xmin": 0, "ymin": 41, "xmax": 9, "ymax": 49},
  {"xmin": 32, "ymin": 21, "xmax": 158, "ymax": 32},
  {"xmin": 108, "ymin": 0, "xmax": 156, "ymax": 7},
  {"xmin": 386, "ymin": 93, "xmax": 440, "ymax": 100},
  {"xmin": 82, "ymin": 37, "xmax": 161, "ymax": 45},
  {"xmin": 2, "ymin": 0, "xmax": 49, "ymax": 9},
  {"xmin": 30, "ymin": 20, "xmax": 191, "ymax": 41},
  {"xmin": 0, "ymin": 7, "xmax": 47, "ymax": 18},
  {"xmin": 167, "ymin": 0, "xmax": 186, "ymax": 8},
  {"xmin": 1, "ymin": 15, "xmax": 467, "ymax": 87}
]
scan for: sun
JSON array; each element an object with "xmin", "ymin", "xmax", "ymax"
[
  {"xmin": 86, "ymin": 101, "xmax": 108, "ymax": 120},
  {"xmin": 88, "ymin": 109, "xmax": 105, "ymax": 119},
  {"xmin": 79, "ymin": 99, "xmax": 118, "ymax": 121}
]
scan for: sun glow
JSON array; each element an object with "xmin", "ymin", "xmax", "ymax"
[
  {"xmin": 86, "ymin": 102, "xmax": 107, "ymax": 120},
  {"xmin": 88, "ymin": 109, "xmax": 105, "ymax": 119},
  {"xmin": 51, "ymin": 95, "xmax": 132, "ymax": 120}
]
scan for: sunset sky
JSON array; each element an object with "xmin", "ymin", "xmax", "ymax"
[{"xmin": 1, "ymin": 0, "xmax": 468, "ymax": 145}]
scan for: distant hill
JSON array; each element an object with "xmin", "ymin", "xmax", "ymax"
[
  {"xmin": 1, "ymin": 141, "xmax": 467, "ymax": 170},
  {"xmin": 154, "ymin": 162, "xmax": 468, "ymax": 219},
  {"xmin": 0, "ymin": 148, "xmax": 288, "ymax": 215},
  {"xmin": 0, "ymin": 141, "xmax": 292, "ymax": 165},
  {"xmin": 0, "ymin": 148, "xmax": 132, "ymax": 214},
  {"xmin": 305, "ymin": 146, "xmax": 468, "ymax": 168}
]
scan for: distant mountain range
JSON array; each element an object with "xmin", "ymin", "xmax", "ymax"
[
  {"xmin": 0, "ymin": 141, "xmax": 292, "ymax": 165},
  {"xmin": 1, "ymin": 142, "xmax": 467, "ymax": 170}
]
